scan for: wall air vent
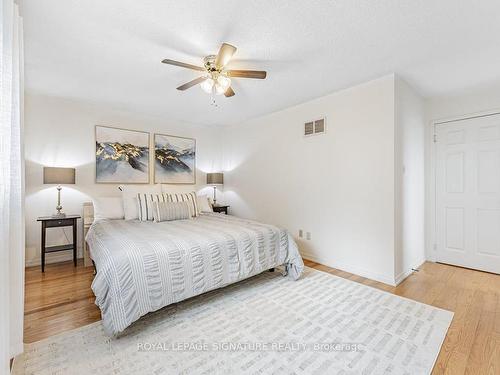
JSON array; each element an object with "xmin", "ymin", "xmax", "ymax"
[
  {"xmin": 304, "ymin": 121, "xmax": 314, "ymax": 136},
  {"xmin": 314, "ymin": 118, "xmax": 325, "ymax": 134},
  {"xmin": 304, "ymin": 117, "xmax": 326, "ymax": 137}
]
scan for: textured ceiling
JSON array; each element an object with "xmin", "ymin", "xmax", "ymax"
[{"xmin": 20, "ymin": 0, "xmax": 500, "ymax": 125}]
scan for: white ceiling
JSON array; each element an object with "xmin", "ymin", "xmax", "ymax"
[{"xmin": 20, "ymin": 0, "xmax": 500, "ymax": 126}]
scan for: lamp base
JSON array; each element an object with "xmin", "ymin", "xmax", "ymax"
[{"xmin": 53, "ymin": 187, "xmax": 65, "ymax": 218}]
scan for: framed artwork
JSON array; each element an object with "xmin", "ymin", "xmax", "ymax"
[
  {"xmin": 154, "ymin": 133, "xmax": 196, "ymax": 184},
  {"xmin": 95, "ymin": 125, "xmax": 150, "ymax": 184}
]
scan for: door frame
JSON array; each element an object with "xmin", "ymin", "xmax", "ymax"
[{"xmin": 427, "ymin": 108, "xmax": 500, "ymax": 263}]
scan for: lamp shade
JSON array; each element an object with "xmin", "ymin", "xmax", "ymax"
[
  {"xmin": 43, "ymin": 167, "xmax": 75, "ymax": 184},
  {"xmin": 206, "ymin": 172, "xmax": 223, "ymax": 185}
]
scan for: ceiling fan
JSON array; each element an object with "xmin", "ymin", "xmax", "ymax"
[{"xmin": 161, "ymin": 43, "xmax": 267, "ymax": 98}]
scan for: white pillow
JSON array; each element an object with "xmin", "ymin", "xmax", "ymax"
[
  {"xmin": 163, "ymin": 192, "xmax": 199, "ymax": 217},
  {"xmin": 197, "ymin": 195, "xmax": 213, "ymax": 213},
  {"xmin": 93, "ymin": 197, "xmax": 124, "ymax": 220},
  {"xmin": 153, "ymin": 201, "xmax": 191, "ymax": 222},
  {"xmin": 121, "ymin": 185, "xmax": 161, "ymax": 220},
  {"xmin": 137, "ymin": 193, "xmax": 164, "ymax": 221}
]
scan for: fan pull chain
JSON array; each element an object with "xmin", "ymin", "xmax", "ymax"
[{"xmin": 210, "ymin": 91, "xmax": 218, "ymax": 107}]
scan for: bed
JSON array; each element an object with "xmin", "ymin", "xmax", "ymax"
[{"xmin": 86, "ymin": 213, "xmax": 304, "ymax": 335}]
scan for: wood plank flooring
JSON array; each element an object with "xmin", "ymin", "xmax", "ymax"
[
  {"xmin": 24, "ymin": 260, "xmax": 100, "ymax": 344},
  {"xmin": 24, "ymin": 259, "xmax": 500, "ymax": 374}
]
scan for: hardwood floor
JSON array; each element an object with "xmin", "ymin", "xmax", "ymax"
[
  {"xmin": 24, "ymin": 259, "xmax": 500, "ymax": 374},
  {"xmin": 24, "ymin": 260, "xmax": 100, "ymax": 344}
]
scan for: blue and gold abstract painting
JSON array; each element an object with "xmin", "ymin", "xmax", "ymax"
[
  {"xmin": 95, "ymin": 125, "xmax": 150, "ymax": 183},
  {"xmin": 154, "ymin": 134, "xmax": 195, "ymax": 184}
]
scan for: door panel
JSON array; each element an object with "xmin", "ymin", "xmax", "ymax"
[
  {"xmin": 477, "ymin": 150, "xmax": 500, "ymax": 193},
  {"xmin": 445, "ymin": 152, "xmax": 464, "ymax": 193},
  {"xmin": 445, "ymin": 207, "xmax": 464, "ymax": 251},
  {"xmin": 436, "ymin": 114, "xmax": 500, "ymax": 274},
  {"xmin": 476, "ymin": 209, "xmax": 500, "ymax": 256}
]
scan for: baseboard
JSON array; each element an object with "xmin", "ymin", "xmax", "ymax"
[
  {"xmin": 394, "ymin": 268, "xmax": 414, "ymax": 286},
  {"xmin": 394, "ymin": 259, "xmax": 426, "ymax": 286},
  {"xmin": 300, "ymin": 250, "xmax": 398, "ymax": 286},
  {"xmin": 25, "ymin": 252, "xmax": 82, "ymax": 267}
]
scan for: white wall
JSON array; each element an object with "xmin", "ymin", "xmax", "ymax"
[
  {"xmin": 394, "ymin": 77, "xmax": 426, "ymax": 283},
  {"xmin": 426, "ymin": 83, "xmax": 500, "ymax": 121},
  {"xmin": 222, "ymin": 75, "xmax": 399, "ymax": 284},
  {"xmin": 24, "ymin": 94, "xmax": 223, "ymax": 266}
]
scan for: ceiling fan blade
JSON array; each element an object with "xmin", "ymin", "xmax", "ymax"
[
  {"xmin": 227, "ymin": 70, "xmax": 267, "ymax": 79},
  {"xmin": 224, "ymin": 86, "xmax": 235, "ymax": 97},
  {"xmin": 176, "ymin": 76, "xmax": 207, "ymax": 91},
  {"xmin": 162, "ymin": 59, "xmax": 205, "ymax": 72},
  {"xmin": 215, "ymin": 43, "xmax": 237, "ymax": 69}
]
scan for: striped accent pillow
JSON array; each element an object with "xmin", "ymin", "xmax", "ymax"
[
  {"xmin": 137, "ymin": 193, "xmax": 166, "ymax": 221},
  {"xmin": 163, "ymin": 192, "xmax": 199, "ymax": 217},
  {"xmin": 153, "ymin": 201, "xmax": 191, "ymax": 222}
]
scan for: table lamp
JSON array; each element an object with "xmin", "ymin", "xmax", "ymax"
[
  {"xmin": 206, "ymin": 172, "xmax": 223, "ymax": 205},
  {"xmin": 43, "ymin": 167, "xmax": 76, "ymax": 217}
]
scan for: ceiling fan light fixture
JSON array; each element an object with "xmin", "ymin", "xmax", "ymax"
[
  {"xmin": 200, "ymin": 78, "xmax": 214, "ymax": 94},
  {"xmin": 214, "ymin": 83, "xmax": 227, "ymax": 95},
  {"xmin": 217, "ymin": 75, "xmax": 231, "ymax": 90},
  {"xmin": 163, "ymin": 42, "xmax": 267, "ymax": 99}
]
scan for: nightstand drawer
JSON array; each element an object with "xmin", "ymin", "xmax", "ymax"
[
  {"xmin": 212, "ymin": 205, "xmax": 229, "ymax": 214},
  {"xmin": 44, "ymin": 218, "xmax": 75, "ymax": 228}
]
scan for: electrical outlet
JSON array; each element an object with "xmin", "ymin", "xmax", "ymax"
[
  {"xmin": 306, "ymin": 232, "xmax": 311, "ymax": 240},
  {"xmin": 298, "ymin": 229, "xmax": 303, "ymax": 238}
]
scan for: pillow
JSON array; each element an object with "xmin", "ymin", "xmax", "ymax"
[
  {"xmin": 163, "ymin": 192, "xmax": 199, "ymax": 217},
  {"xmin": 197, "ymin": 195, "xmax": 213, "ymax": 213},
  {"xmin": 121, "ymin": 185, "xmax": 161, "ymax": 220},
  {"xmin": 93, "ymin": 197, "xmax": 124, "ymax": 220},
  {"xmin": 137, "ymin": 193, "xmax": 166, "ymax": 221},
  {"xmin": 153, "ymin": 201, "xmax": 191, "ymax": 222}
]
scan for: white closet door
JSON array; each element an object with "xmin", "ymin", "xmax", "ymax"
[{"xmin": 435, "ymin": 114, "xmax": 500, "ymax": 274}]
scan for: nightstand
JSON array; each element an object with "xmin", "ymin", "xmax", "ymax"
[
  {"xmin": 37, "ymin": 215, "xmax": 80, "ymax": 272},
  {"xmin": 212, "ymin": 205, "xmax": 229, "ymax": 215}
]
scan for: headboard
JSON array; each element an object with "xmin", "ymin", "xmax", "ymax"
[
  {"xmin": 82, "ymin": 202, "xmax": 94, "ymax": 267},
  {"xmin": 82, "ymin": 201, "xmax": 94, "ymax": 226}
]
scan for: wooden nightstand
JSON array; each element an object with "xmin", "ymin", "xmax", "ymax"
[
  {"xmin": 37, "ymin": 215, "xmax": 80, "ymax": 272},
  {"xmin": 212, "ymin": 205, "xmax": 229, "ymax": 215}
]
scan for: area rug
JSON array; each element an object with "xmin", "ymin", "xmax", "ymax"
[{"xmin": 13, "ymin": 267, "xmax": 453, "ymax": 375}]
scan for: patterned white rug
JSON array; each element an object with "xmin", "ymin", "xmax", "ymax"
[{"xmin": 13, "ymin": 267, "xmax": 453, "ymax": 375}]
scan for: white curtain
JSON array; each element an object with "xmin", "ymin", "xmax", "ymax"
[{"xmin": 0, "ymin": 0, "xmax": 25, "ymax": 371}]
